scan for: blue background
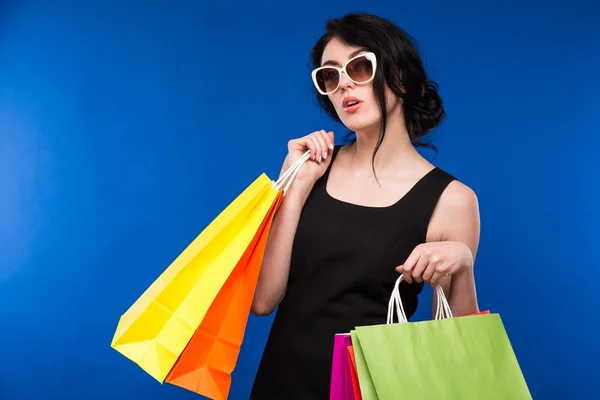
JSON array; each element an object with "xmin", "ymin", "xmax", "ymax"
[{"xmin": 1, "ymin": 1, "xmax": 598, "ymax": 399}]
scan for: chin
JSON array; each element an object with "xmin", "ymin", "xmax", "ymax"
[{"xmin": 340, "ymin": 114, "xmax": 380, "ymax": 134}]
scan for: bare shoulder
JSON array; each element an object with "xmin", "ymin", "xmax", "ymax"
[
  {"xmin": 438, "ymin": 179, "xmax": 479, "ymax": 215},
  {"xmin": 428, "ymin": 178, "xmax": 480, "ymax": 245}
]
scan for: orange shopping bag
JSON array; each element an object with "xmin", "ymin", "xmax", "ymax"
[
  {"xmin": 165, "ymin": 192, "xmax": 283, "ymax": 399},
  {"xmin": 164, "ymin": 152, "xmax": 309, "ymax": 400},
  {"xmin": 111, "ymin": 150, "xmax": 309, "ymax": 392},
  {"xmin": 111, "ymin": 174, "xmax": 279, "ymax": 382},
  {"xmin": 347, "ymin": 346, "xmax": 363, "ymax": 400}
]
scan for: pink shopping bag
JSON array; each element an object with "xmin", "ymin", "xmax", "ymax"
[{"xmin": 330, "ymin": 333, "xmax": 356, "ymax": 400}]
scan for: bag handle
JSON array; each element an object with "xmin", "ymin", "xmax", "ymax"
[
  {"xmin": 434, "ymin": 284, "xmax": 453, "ymax": 320},
  {"xmin": 387, "ymin": 274, "xmax": 453, "ymax": 324},
  {"xmin": 272, "ymin": 150, "xmax": 311, "ymax": 194}
]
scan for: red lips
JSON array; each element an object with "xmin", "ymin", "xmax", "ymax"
[{"xmin": 342, "ymin": 96, "xmax": 361, "ymax": 108}]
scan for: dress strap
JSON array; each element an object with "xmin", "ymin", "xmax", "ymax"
[{"xmin": 322, "ymin": 144, "xmax": 343, "ymax": 180}]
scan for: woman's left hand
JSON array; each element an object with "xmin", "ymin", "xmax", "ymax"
[{"xmin": 395, "ymin": 241, "xmax": 474, "ymax": 287}]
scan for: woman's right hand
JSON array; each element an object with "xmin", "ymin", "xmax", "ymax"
[{"xmin": 285, "ymin": 130, "xmax": 335, "ymax": 186}]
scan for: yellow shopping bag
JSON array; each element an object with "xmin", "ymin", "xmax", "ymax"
[{"xmin": 111, "ymin": 151, "xmax": 310, "ymax": 383}]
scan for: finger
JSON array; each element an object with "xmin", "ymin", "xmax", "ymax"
[
  {"xmin": 291, "ymin": 131, "xmax": 319, "ymax": 154},
  {"xmin": 314, "ymin": 130, "xmax": 329, "ymax": 160},
  {"xmin": 326, "ymin": 131, "xmax": 335, "ymax": 150},
  {"xmin": 288, "ymin": 138, "xmax": 304, "ymax": 153},
  {"xmin": 422, "ymin": 261, "xmax": 436, "ymax": 284},
  {"xmin": 318, "ymin": 130, "xmax": 333, "ymax": 156},
  {"xmin": 315, "ymin": 130, "xmax": 327, "ymax": 159},
  {"xmin": 400, "ymin": 252, "xmax": 420, "ymax": 283},
  {"xmin": 308, "ymin": 134, "xmax": 322, "ymax": 162},
  {"xmin": 320, "ymin": 130, "xmax": 332, "ymax": 159},
  {"xmin": 311, "ymin": 132, "xmax": 325, "ymax": 162},
  {"xmin": 412, "ymin": 256, "xmax": 429, "ymax": 283},
  {"xmin": 430, "ymin": 271, "xmax": 445, "ymax": 288},
  {"xmin": 431, "ymin": 261, "xmax": 452, "ymax": 287}
]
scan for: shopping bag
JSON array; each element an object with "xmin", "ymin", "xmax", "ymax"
[
  {"xmin": 165, "ymin": 190, "xmax": 284, "ymax": 399},
  {"xmin": 353, "ymin": 276, "xmax": 532, "ymax": 400},
  {"xmin": 349, "ymin": 295, "xmax": 491, "ymax": 400},
  {"xmin": 111, "ymin": 151, "xmax": 310, "ymax": 383},
  {"xmin": 349, "ymin": 330, "xmax": 378, "ymax": 400},
  {"xmin": 330, "ymin": 333, "xmax": 355, "ymax": 400},
  {"xmin": 346, "ymin": 347, "xmax": 363, "ymax": 400}
]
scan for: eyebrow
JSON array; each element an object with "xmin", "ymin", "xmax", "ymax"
[{"xmin": 321, "ymin": 48, "xmax": 368, "ymax": 67}]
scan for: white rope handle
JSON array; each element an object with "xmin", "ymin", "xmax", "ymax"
[
  {"xmin": 387, "ymin": 274, "xmax": 453, "ymax": 325},
  {"xmin": 387, "ymin": 275, "xmax": 408, "ymax": 324},
  {"xmin": 434, "ymin": 285, "xmax": 453, "ymax": 320},
  {"xmin": 273, "ymin": 150, "xmax": 309, "ymax": 188},
  {"xmin": 272, "ymin": 150, "xmax": 311, "ymax": 194}
]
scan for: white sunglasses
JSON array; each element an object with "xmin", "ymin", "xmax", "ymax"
[{"xmin": 311, "ymin": 52, "xmax": 377, "ymax": 95}]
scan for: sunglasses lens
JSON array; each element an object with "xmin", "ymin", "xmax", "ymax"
[
  {"xmin": 347, "ymin": 55, "xmax": 374, "ymax": 83},
  {"xmin": 315, "ymin": 68, "xmax": 340, "ymax": 94}
]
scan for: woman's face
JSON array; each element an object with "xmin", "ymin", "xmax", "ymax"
[{"xmin": 317, "ymin": 37, "xmax": 400, "ymax": 134}]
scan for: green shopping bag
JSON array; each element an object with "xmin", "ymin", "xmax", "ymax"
[{"xmin": 352, "ymin": 276, "xmax": 532, "ymax": 400}]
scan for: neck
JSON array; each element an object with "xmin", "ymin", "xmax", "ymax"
[{"xmin": 348, "ymin": 114, "xmax": 422, "ymax": 172}]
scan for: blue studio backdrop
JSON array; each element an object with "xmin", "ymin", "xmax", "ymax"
[{"xmin": 1, "ymin": 1, "xmax": 598, "ymax": 399}]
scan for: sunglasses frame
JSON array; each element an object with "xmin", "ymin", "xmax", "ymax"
[{"xmin": 311, "ymin": 51, "xmax": 377, "ymax": 96}]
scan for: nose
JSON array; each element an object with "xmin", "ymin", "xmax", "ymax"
[{"xmin": 338, "ymin": 70, "xmax": 355, "ymax": 91}]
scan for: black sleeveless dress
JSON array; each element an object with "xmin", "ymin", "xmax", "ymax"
[{"xmin": 250, "ymin": 145, "xmax": 457, "ymax": 399}]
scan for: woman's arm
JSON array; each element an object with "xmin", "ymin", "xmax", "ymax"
[
  {"xmin": 397, "ymin": 180, "xmax": 481, "ymax": 317},
  {"xmin": 430, "ymin": 181, "xmax": 481, "ymax": 317},
  {"xmin": 251, "ymin": 130, "xmax": 334, "ymax": 316},
  {"xmin": 250, "ymin": 158, "xmax": 315, "ymax": 316}
]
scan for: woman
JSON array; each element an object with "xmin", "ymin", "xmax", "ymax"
[{"xmin": 250, "ymin": 12, "xmax": 480, "ymax": 399}]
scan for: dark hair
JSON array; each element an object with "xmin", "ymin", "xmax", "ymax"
[{"xmin": 310, "ymin": 12, "xmax": 445, "ymax": 171}]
